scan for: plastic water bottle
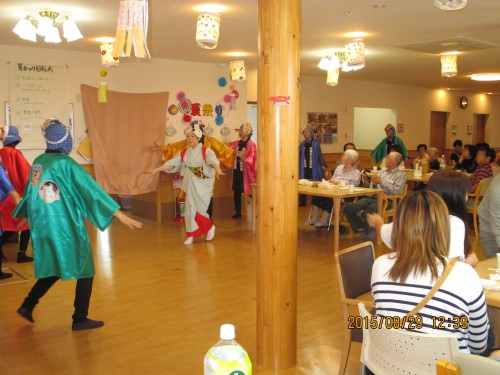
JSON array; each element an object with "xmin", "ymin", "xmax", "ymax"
[
  {"xmin": 440, "ymin": 155, "xmax": 447, "ymax": 170},
  {"xmin": 204, "ymin": 324, "xmax": 252, "ymax": 375}
]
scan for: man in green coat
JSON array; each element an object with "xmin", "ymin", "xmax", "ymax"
[
  {"xmin": 370, "ymin": 124, "xmax": 409, "ymax": 165},
  {"xmin": 15, "ymin": 119, "xmax": 142, "ymax": 331}
]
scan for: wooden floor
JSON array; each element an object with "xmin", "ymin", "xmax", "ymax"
[{"xmin": 0, "ymin": 207, "xmax": 488, "ymax": 375}]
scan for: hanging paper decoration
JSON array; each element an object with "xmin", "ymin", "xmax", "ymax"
[
  {"xmin": 221, "ymin": 125, "xmax": 231, "ymax": 137},
  {"xmin": 231, "ymin": 89, "xmax": 239, "ymax": 99},
  {"xmin": 98, "ymin": 82, "xmax": 107, "ymax": 103},
  {"xmin": 100, "ymin": 69, "xmax": 108, "ymax": 77},
  {"xmin": 218, "ymin": 77, "xmax": 227, "ymax": 87},
  {"xmin": 345, "ymin": 39, "xmax": 365, "ymax": 68},
  {"xmin": 204, "ymin": 124, "xmax": 214, "ymax": 136},
  {"xmin": 113, "ymin": 0, "xmax": 151, "ymax": 59},
  {"xmin": 100, "ymin": 42, "xmax": 119, "ymax": 68},
  {"xmin": 326, "ymin": 69, "xmax": 340, "ymax": 86},
  {"xmin": 168, "ymin": 104, "xmax": 178, "ymax": 115},
  {"xmin": 196, "ymin": 12, "xmax": 221, "ymax": 49},
  {"xmin": 230, "ymin": 60, "xmax": 246, "ymax": 81},
  {"xmin": 183, "ymin": 114, "xmax": 192, "ymax": 123},
  {"xmin": 215, "ymin": 104, "xmax": 224, "ymax": 125},
  {"xmin": 229, "ymin": 94, "xmax": 237, "ymax": 110},
  {"xmin": 166, "ymin": 121, "xmax": 177, "ymax": 137},
  {"xmin": 441, "ymin": 55, "xmax": 457, "ymax": 77}
]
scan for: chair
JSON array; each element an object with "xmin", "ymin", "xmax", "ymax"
[
  {"xmin": 381, "ymin": 184, "xmax": 408, "ymax": 223},
  {"xmin": 334, "ymin": 242, "xmax": 375, "ymax": 375},
  {"xmin": 358, "ymin": 302, "xmax": 459, "ymax": 375},
  {"xmin": 436, "ymin": 353, "xmax": 500, "ymax": 375},
  {"xmin": 467, "ymin": 177, "xmax": 492, "ymax": 236}
]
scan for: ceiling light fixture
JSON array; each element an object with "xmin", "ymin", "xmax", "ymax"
[
  {"xmin": 13, "ymin": 11, "xmax": 82, "ymax": 43},
  {"xmin": 317, "ymin": 55, "xmax": 341, "ymax": 71},
  {"xmin": 196, "ymin": 12, "xmax": 221, "ymax": 49},
  {"xmin": 470, "ymin": 73, "xmax": 500, "ymax": 82},
  {"xmin": 441, "ymin": 55, "xmax": 457, "ymax": 77},
  {"xmin": 433, "ymin": 0, "xmax": 467, "ymax": 11},
  {"xmin": 372, "ymin": 4, "xmax": 387, "ymax": 8},
  {"xmin": 343, "ymin": 32, "xmax": 369, "ymax": 38}
]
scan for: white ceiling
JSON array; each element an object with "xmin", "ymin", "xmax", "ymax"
[{"xmin": 1, "ymin": 0, "xmax": 499, "ymax": 93}]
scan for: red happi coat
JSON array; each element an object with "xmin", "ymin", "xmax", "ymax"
[{"xmin": 0, "ymin": 146, "xmax": 30, "ymax": 231}]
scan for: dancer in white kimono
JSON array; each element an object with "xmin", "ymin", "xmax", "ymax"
[{"xmin": 148, "ymin": 124, "xmax": 224, "ymax": 244}]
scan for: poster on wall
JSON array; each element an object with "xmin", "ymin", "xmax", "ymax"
[
  {"xmin": 8, "ymin": 62, "xmax": 69, "ymax": 149},
  {"xmin": 307, "ymin": 112, "xmax": 338, "ymax": 144}
]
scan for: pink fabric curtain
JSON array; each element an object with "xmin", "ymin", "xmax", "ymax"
[{"xmin": 80, "ymin": 84, "xmax": 168, "ymax": 195}]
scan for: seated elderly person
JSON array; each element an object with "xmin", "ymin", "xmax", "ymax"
[
  {"xmin": 344, "ymin": 151, "xmax": 406, "ymax": 240},
  {"xmin": 305, "ymin": 149, "xmax": 361, "ymax": 228}
]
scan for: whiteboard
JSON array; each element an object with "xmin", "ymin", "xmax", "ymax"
[
  {"xmin": 354, "ymin": 107, "xmax": 397, "ymax": 150},
  {"xmin": 7, "ymin": 62, "xmax": 70, "ymax": 150}
]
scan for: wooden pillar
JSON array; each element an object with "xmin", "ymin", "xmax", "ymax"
[{"xmin": 257, "ymin": 0, "xmax": 301, "ymax": 370}]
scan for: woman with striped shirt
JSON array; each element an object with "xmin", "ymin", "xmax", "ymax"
[{"xmin": 371, "ymin": 190, "xmax": 489, "ymax": 354}]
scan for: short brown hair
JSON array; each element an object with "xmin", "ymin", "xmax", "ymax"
[{"xmin": 389, "ymin": 191, "xmax": 450, "ymax": 283}]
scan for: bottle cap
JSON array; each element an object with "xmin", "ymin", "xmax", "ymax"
[{"xmin": 220, "ymin": 324, "xmax": 235, "ymax": 340}]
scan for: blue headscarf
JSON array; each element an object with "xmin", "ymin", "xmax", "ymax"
[
  {"xmin": 42, "ymin": 119, "xmax": 73, "ymax": 155},
  {"xmin": 2, "ymin": 126, "xmax": 22, "ymax": 146}
]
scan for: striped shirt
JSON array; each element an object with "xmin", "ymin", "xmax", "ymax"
[
  {"xmin": 332, "ymin": 165, "xmax": 361, "ymax": 186},
  {"xmin": 371, "ymin": 254, "xmax": 489, "ymax": 354},
  {"xmin": 470, "ymin": 163, "xmax": 493, "ymax": 187}
]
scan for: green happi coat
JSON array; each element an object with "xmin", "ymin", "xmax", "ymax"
[
  {"xmin": 370, "ymin": 136, "xmax": 409, "ymax": 163},
  {"xmin": 13, "ymin": 153, "xmax": 120, "ymax": 280}
]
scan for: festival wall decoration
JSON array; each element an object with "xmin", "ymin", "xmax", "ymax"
[{"xmin": 307, "ymin": 112, "xmax": 338, "ymax": 144}]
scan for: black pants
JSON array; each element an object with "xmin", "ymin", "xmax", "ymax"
[
  {"xmin": 21, "ymin": 276, "xmax": 94, "ymax": 323},
  {"xmin": 311, "ymin": 197, "xmax": 334, "ymax": 213},
  {"xmin": 233, "ymin": 169, "xmax": 244, "ymax": 215},
  {"xmin": 207, "ymin": 198, "xmax": 213, "ymax": 219},
  {"xmin": 1, "ymin": 229, "xmax": 31, "ymax": 252}
]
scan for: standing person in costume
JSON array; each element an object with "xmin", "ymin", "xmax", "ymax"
[
  {"xmin": 370, "ymin": 124, "xmax": 409, "ymax": 166},
  {"xmin": 0, "ymin": 126, "xmax": 33, "ymax": 263},
  {"xmin": 161, "ymin": 121, "xmax": 233, "ymax": 218},
  {"xmin": 298, "ymin": 126, "xmax": 329, "ymax": 207},
  {"xmin": 15, "ymin": 119, "xmax": 143, "ymax": 330},
  {"xmin": 0, "ymin": 165, "xmax": 21, "ymax": 280},
  {"xmin": 148, "ymin": 123, "xmax": 224, "ymax": 245},
  {"xmin": 228, "ymin": 122, "xmax": 257, "ymax": 219}
]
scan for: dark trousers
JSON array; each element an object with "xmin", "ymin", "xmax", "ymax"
[
  {"xmin": 311, "ymin": 197, "xmax": 334, "ymax": 213},
  {"xmin": 207, "ymin": 198, "xmax": 213, "ymax": 219},
  {"xmin": 1, "ymin": 229, "xmax": 31, "ymax": 252},
  {"xmin": 22, "ymin": 276, "xmax": 94, "ymax": 323},
  {"xmin": 344, "ymin": 197, "xmax": 380, "ymax": 233},
  {"xmin": 233, "ymin": 169, "xmax": 244, "ymax": 215}
]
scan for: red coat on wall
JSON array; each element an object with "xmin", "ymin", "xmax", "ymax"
[{"xmin": 0, "ymin": 146, "xmax": 30, "ymax": 231}]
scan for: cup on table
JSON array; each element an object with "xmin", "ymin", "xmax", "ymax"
[
  {"xmin": 347, "ymin": 184, "xmax": 354, "ymax": 193},
  {"xmin": 372, "ymin": 166, "xmax": 378, "ymax": 171},
  {"xmin": 338, "ymin": 181, "xmax": 346, "ymax": 187}
]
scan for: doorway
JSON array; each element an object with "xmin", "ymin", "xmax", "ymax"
[
  {"xmin": 247, "ymin": 102, "xmax": 258, "ymax": 146},
  {"xmin": 472, "ymin": 113, "xmax": 488, "ymax": 145},
  {"xmin": 430, "ymin": 111, "xmax": 449, "ymax": 155}
]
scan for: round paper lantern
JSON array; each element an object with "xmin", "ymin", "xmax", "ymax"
[
  {"xmin": 345, "ymin": 39, "xmax": 365, "ymax": 68},
  {"xmin": 441, "ymin": 55, "xmax": 457, "ymax": 77},
  {"xmin": 196, "ymin": 12, "xmax": 220, "ymax": 49},
  {"xmin": 100, "ymin": 42, "xmax": 119, "ymax": 68}
]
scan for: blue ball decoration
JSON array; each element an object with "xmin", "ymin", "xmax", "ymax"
[{"xmin": 218, "ymin": 77, "xmax": 227, "ymax": 87}]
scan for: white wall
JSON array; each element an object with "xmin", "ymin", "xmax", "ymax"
[
  {"xmin": 0, "ymin": 44, "xmax": 247, "ymax": 164},
  {"xmin": 353, "ymin": 107, "xmax": 397, "ymax": 150},
  {"xmin": 247, "ymin": 73, "xmax": 500, "ymax": 153},
  {"xmin": 300, "ymin": 76, "xmax": 500, "ymax": 153}
]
